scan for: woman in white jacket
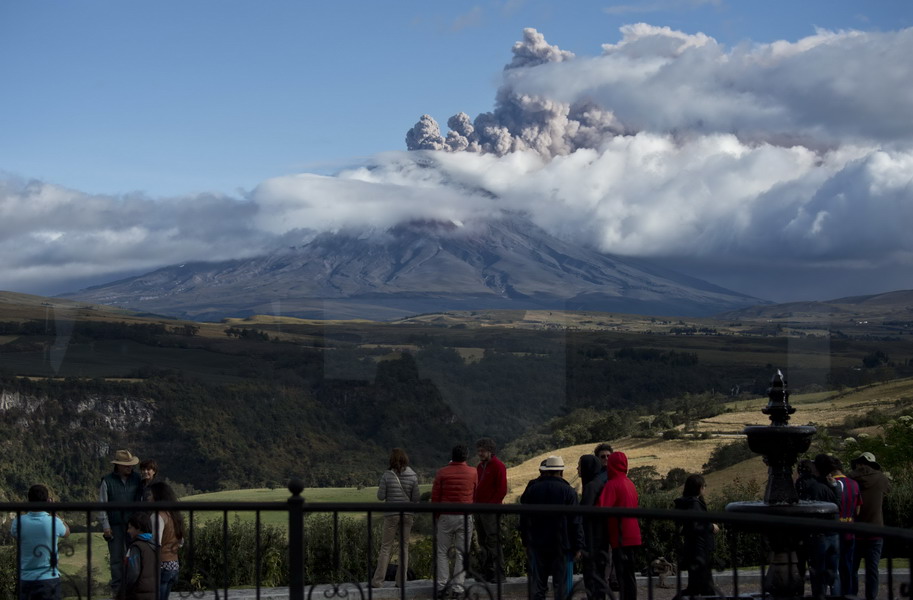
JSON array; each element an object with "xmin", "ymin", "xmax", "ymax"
[{"xmin": 371, "ymin": 448, "xmax": 420, "ymax": 588}]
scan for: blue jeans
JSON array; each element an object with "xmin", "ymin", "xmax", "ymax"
[
  {"xmin": 160, "ymin": 566, "xmax": 179, "ymax": 600},
  {"xmin": 19, "ymin": 578, "xmax": 61, "ymax": 600},
  {"xmin": 810, "ymin": 533, "xmax": 840, "ymax": 599},
  {"xmin": 839, "ymin": 536, "xmax": 856, "ymax": 595},
  {"xmin": 852, "ymin": 538, "xmax": 884, "ymax": 600}
]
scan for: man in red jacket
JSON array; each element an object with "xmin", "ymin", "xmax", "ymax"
[
  {"xmin": 432, "ymin": 444, "xmax": 478, "ymax": 596},
  {"xmin": 474, "ymin": 437, "xmax": 508, "ymax": 584},
  {"xmin": 598, "ymin": 451, "xmax": 641, "ymax": 600}
]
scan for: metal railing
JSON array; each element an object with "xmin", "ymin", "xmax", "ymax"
[{"xmin": 3, "ymin": 484, "xmax": 912, "ymax": 600}]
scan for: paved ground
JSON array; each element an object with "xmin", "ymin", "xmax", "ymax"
[{"xmin": 196, "ymin": 570, "xmax": 911, "ymax": 600}]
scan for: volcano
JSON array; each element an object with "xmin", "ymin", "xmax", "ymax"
[{"xmin": 62, "ymin": 215, "xmax": 764, "ymax": 320}]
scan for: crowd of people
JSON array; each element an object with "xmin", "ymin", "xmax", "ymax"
[
  {"xmin": 376, "ymin": 441, "xmax": 890, "ymax": 600},
  {"xmin": 11, "ymin": 444, "xmax": 891, "ymax": 600},
  {"xmin": 11, "ymin": 449, "xmax": 185, "ymax": 600},
  {"xmin": 373, "ymin": 440, "xmax": 640, "ymax": 599},
  {"xmin": 795, "ymin": 452, "xmax": 891, "ymax": 600}
]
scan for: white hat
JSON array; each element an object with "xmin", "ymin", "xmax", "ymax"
[{"xmin": 540, "ymin": 455, "xmax": 565, "ymax": 471}]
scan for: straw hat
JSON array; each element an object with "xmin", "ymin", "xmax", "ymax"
[{"xmin": 111, "ymin": 449, "xmax": 139, "ymax": 466}]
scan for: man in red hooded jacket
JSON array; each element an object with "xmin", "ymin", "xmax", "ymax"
[{"xmin": 598, "ymin": 451, "xmax": 641, "ymax": 600}]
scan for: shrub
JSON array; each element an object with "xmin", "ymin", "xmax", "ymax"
[
  {"xmin": 0, "ymin": 546, "xmax": 14, "ymax": 600},
  {"xmin": 706, "ymin": 476, "xmax": 766, "ymax": 569},
  {"xmin": 637, "ymin": 490, "xmax": 679, "ymax": 567},
  {"xmin": 409, "ymin": 513, "xmax": 528, "ymax": 579},
  {"xmin": 185, "ymin": 516, "xmax": 288, "ymax": 590},
  {"xmin": 301, "ymin": 513, "xmax": 373, "ymax": 584},
  {"xmin": 702, "ymin": 440, "xmax": 754, "ymax": 473}
]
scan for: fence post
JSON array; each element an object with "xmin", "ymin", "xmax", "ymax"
[{"xmin": 288, "ymin": 479, "xmax": 305, "ymax": 600}]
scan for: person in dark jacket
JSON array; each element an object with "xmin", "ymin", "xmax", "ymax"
[
  {"xmin": 579, "ymin": 454, "xmax": 610, "ymax": 600},
  {"xmin": 797, "ymin": 455, "xmax": 840, "ymax": 600},
  {"xmin": 520, "ymin": 456, "xmax": 585, "ymax": 600},
  {"xmin": 598, "ymin": 451, "xmax": 641, "ymax": 600},
  {"xmin": 672, "ymin": 474, "xmax": 720, "ymax": 599},
  {"xmin": 850, "ymin": 452, "xmax": 891, "ymax": 600},
  {"xmin": 794, "ymin": 459, "xmax": 818, "ymax": 585},
  {"xmin": 117, "ymin": 512, "xmax": 158, "ymax": 600}
]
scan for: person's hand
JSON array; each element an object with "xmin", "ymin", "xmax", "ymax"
[
  {"xmin": 103, "ymin": 528, "xmax": 113, "ymax": 541},
  {"xmin": 712, "ymin": 523, "xmax": 720, "ymax": 534},
  {"xmin": 574, "ymin": 550, "xmax": 582, "ymax": 561}
]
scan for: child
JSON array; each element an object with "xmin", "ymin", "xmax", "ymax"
[{"xmin": 117, "ymin": 512, "xmax": 159, "ymax": 600}]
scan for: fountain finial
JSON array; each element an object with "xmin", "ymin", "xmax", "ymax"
[{"xmin": 761, "ymin": 369, "xmax": 795, "ymax": 426}]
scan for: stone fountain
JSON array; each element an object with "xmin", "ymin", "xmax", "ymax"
[{"xmin": 726, "ymin": 371, "xmax": 837, "ymax": 598}]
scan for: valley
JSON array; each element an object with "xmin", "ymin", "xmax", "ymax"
[{"xmin": 1, "ymin": 289, "xmax": 912, "ymax": 504}]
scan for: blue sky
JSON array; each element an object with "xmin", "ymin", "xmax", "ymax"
[
  {"xmin": 2, "ymin": 0, "xmax": 909, "ymax": 197},
  {"xmin": 2, "ymin": 1, "xmax": 913, "ymax": 302}
]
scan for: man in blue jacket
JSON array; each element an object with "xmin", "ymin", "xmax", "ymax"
[
  {"xmin": 520, "ymin": 456, "xmax": 585, "ymax": 600},
  {"xmin": 12, "ymin": 484, "xmax": 70, "ymax": 600}
]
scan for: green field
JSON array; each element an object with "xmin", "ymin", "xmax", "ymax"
[{"xmin": 182, "ymin": 486, "xmax": 432, "ymax": 527}]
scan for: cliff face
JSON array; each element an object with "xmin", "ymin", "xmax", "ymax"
[
  {"xmin": 0, "ymin": 384, "xmax": 156, "ymax": 500},
  {"xmin": 0, "ymin": 386, "xmax": 159, "ymax": 501},
  {"xmin": 1, "ymin": 390, "xmax": 154, "ymax": 428},
  {"xmin": 0, "ymin": 356, "xmax": 473, "ymax": 500}
]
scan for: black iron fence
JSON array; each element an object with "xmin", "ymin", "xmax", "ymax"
[{"xmin": 2, "ymin": 484, "xmax": 912, "ymax": 600}]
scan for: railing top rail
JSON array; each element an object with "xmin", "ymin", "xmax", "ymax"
[{"xmin": 4, "ymin": 499, "xmax": 912, "ymax": 543}]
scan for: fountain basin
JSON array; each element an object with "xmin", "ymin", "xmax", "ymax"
[{"xmin": 743, "ymin": 425, "xmax": 816, "ymax": 457}]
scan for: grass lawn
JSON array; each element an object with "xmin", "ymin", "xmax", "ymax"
[{"xmin": 56, "ymin": 531, "xmax": 109, "ymax": 580}]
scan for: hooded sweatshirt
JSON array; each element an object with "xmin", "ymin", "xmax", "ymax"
[
  {"xmin": 850, "ymin": 464, "xmax": 891, "ymax": 528},
  {"xmin": 598, "ymin": 452, "xmax": 641, "ymax": 548}
]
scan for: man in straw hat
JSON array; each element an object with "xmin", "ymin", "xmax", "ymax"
[
  {"xmin": 98, "ymin": 449, "xmax": 143, "ymax": 593},
  {"xmin": 520, "ymin": 455, "xmax": 585, "ymax": 600}
]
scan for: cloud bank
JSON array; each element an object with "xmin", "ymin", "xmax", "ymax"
[{"xmin": 3, "ymin": 24, "xmax": 913, "ymax": 301}]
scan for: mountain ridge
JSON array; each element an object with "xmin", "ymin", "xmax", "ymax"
[{"xmin": 62, "ymin": 214, "xmax": 764, "ymax": 320}]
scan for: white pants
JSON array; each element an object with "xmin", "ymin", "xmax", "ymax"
[{"xmin": 435, "ymin": 514, "xmax": 473, "ymax": 593}]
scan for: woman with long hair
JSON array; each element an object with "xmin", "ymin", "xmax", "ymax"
[
  {"xmin": 147, "ymin": 482, "xmax": 185, "ymax": 600},
  {"xmin": 371, "ymin": 448, "xmax": 420, "ymax": 588},
  {"xmin": 673, "ymin": 474, "xmax": 720, "ymax": 599}
]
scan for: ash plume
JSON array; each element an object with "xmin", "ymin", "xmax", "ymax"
[
  {"xmin": 407, "ymin": 24, "xmax": 913, "ymax": 158},
  {"xmin": 406, "ymin": 28, "xmax": 625, "ymax": 158}
]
